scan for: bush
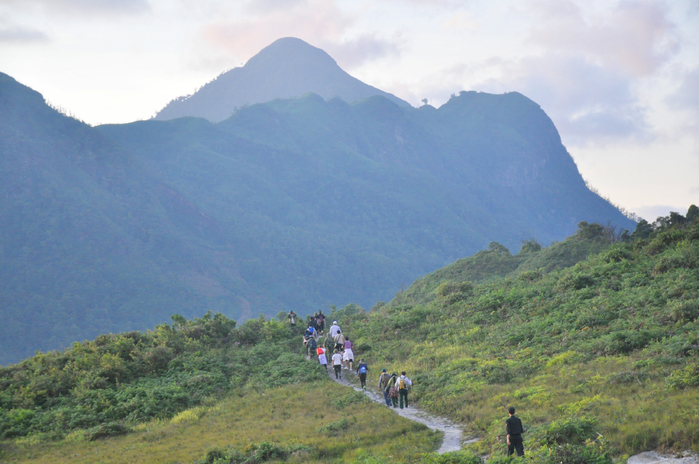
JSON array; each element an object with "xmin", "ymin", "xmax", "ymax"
[
  {"xmin": 534, "ymin": 416, "xmax": 598, "ymax": 446},
  {"xmin": 666, "ymin": 363, "xmax": 699, "ymax": 390},
  {"xmin": 194, "ymin": 442, "xmax": 310, "ymax": 464},
  {"xmin": 85, "ymin": 422, "xmax": 130, "ymax": 441}
]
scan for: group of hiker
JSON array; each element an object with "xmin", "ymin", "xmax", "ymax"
[{"xmin": 289, "ymin": 309, "xmax": 525, "ymax": 456}]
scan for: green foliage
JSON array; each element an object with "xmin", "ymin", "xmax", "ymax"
[
  {"xmin": 329, "ymin": 219, "xmax": 699, "ymax": 458},
  {"xmin": 316, "ymin": 417, "xmax": 356, "ymax": 436},
  {"xmin": 194, "ymin": 441, "xmax": 311, "ymax": 464},
  {"xmin": 0, "ymin": 313, "xmax": 323, "ymax": 440}
]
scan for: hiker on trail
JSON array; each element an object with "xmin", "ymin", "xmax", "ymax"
[
  {"xmin": 316, "ymin": 311, "xmax": 326, "ymax": 334},
  {"xmin": 323, "ymin": 335, "xmax": 335, "ymax": 353},
  {"xmin": 304, "ymin": 323, "xmax": 318, "ymax": 340},
  {"xmin": 378, "ymin": 369, "xmax": 392, "ymax": 406},
  {"xmin": 386, "ymin": 373, "xmax": 399, "ymax": 407},
  {"xmin": 287, "ymin": 310, "xmax": 297, "ymax": 326},
  {"xmin": 317, "ymin": 346, "xmax": 328, "ymax": 371},
  {"xmin": 329, "ymin": 321, "xmax": 341, "ymax": 337},
  {"xmin": 343, "ymin": 337, "xmax": 353, "ymax": 351},
  {"xmin": 308, "ymin": 316, "xmax": 319, "ymax": 332},
  {"xmin": 356, "ymin": 359, "xmax": 368, "ymax": 390},
  {"xmin": 303, "ymin": 324, "xmax": 318, "ymax": 357},
  {"xmin": 397, "ymin": 371, "xmax": 412, "ymax": 409},
  {"xmin": 332, "ymin": 350, "xmax": 343, "ymax": 379},
  {"xmin": 333, "ymin": 330, "xmax": 346, "ymax": 352},
  {"xmin": 343, "ymin": 343, "xmax": 354, "ymax": 371},
  {"xmin": 506, "ymin": 406, "xmax": 525, "ymax": 457}
]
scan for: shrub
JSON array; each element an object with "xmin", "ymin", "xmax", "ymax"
[
  {"xmin": 666, "ymin": 363, "xmax": 699, "ymax": 390},
  {"xmin": 533, "ymin": 416, "xmax": 598, "ymax": 446},
  {"xmin": 85, "ymin": 422, "xmax": 130, "ymax": 441}
]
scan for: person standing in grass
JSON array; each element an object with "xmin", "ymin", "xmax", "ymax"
[
  {"xmin": 356, "ymin": 359, "xmax": 368, "ymax": 390},
  {"xmin": 287, "ymin": 310, "xmax": 297, "ymax": 326},
  {"xmin": 397, "ymin": 371, "xmax": 412, "ymax": 409},
  {"xmin": 506, "ymin": 406, "xmax": 525, "ymax": 457},
  {"xmin": 378, "ymin": 369, "xmax": 392, "ymax": 406},
  {"xmin": 332, "ymin": 350, "xmax": 343, "ymax": 379},
  {"xmin": 317, "ymin": 346, "xmax": 328, "ymax": 371}
]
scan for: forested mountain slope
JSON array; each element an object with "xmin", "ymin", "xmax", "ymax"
[
  {"xmin": 335, "ymin": 210, "xmax": 699, "ymax": 461},
  {"xmin": 1, "ymin": 66, "xmax": 633, "ymax": 364},
  {"xmin": 0, "ymin": 73, "xmax": 265, "ymax": 364}
]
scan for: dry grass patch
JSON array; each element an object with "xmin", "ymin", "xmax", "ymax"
[{"xmin": 0, "ymin": 380, "xmax": 440, "ymax": 464}]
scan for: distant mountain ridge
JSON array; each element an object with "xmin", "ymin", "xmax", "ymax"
[
  {"xmin": 0, "ymin": 39, "xmax": 635, "ymax": 363},
  {"xmin": 154, "ymin": 37, "xmax": 409, "ymax": 122}
]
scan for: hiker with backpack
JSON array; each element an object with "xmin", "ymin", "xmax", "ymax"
[
  {"xmin": 378, "ymin": 369, "xmax": 392, "ymax": 406},
  {"xmin": 333, "ymin": 330, "xmax": 345, "ymax": 352},
  {"xmin": 331, "ymin": 349, "xmax": 343, "ymax": 379},
  {"xmin": 303, "ymin": 323, "xmax": 318, "ymax": 358},
  {"xmin": 317, "ymin": 346, "xmax": 328, "ymax": 371},
  {"xmin": 287, "ymin": 310, "xmax": 297, "ymax": 326},
  {"xmin": 356, "ymin": 359, "xmax": 368, "ymax": 390},
  {"xmin": 397, "ymin": 371, "xmax": 412, "ymax": 409},
  {"xmin": 386, "ymin": 373, "xmax": 399, "ymax": 407},
  {"xmin": 506, "ymin": 406, "xmax": 525, "ymax": 457}
]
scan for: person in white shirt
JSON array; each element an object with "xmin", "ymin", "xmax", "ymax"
[
  {"xmin": 397, "ymin": 371, "xmax": 413, "ymax": 409},
  {"xmin": 317, "ymin": 346, "xmax": 328, "ymax": 371},
  {"xmin": 329, "ymin": 321, "xmax": 341, "ymax": 337},
  {"xmin": 331, "ymin": 350, "xmax": 343, "ymax": 379}
]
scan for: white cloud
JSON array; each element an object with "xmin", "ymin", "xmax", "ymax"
[
  {"xmin": 0, "ymin": 26, "xmax": 49, "ymax": 42},
  {"xmin": 0, "ymin": 0, "xmax": 150, "ymax": 15}
]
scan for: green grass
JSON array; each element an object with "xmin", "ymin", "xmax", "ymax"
[
  {"xmin": 331, "ymin": 218, "xmax": 699, "ymax": 460},
  {"xmin": 0, "ymin": 382, "xmax": 441, "ymax": 463}
]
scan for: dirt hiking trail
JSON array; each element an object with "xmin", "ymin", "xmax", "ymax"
[{"xmin": 326, "ymin": 366, "xmax": 468, "ymax": 454}]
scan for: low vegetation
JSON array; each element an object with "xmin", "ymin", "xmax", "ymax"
[
  {"xmin": 334, "ymin": 207, "xmax": 699, "ymax": 461},
  {"xmin": 1, "ymin": 208, "xmax": 696, "ymax": 462}
]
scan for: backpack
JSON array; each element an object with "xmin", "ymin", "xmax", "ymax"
[
  {"xmin": 399, "ymin": 377, "xmax": 406, "ymax": 389},
  {"xmin": 309, "ymin": 338, "xmax": 317, "ymax": 349},
  {"xmin": 359, "ymin": 365, "xmax": 367, "ymax": 374}
]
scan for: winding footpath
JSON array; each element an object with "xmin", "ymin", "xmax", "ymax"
[{"xmin": 326, "ymin": 366, "xmax": 468, "ymax": 454}]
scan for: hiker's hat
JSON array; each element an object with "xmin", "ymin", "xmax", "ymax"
[
  {"xmin": 382, "ymin": 368, "xmax": 386, "ymax": 372},
  {"xmin": 333, "ymin": 320, "xmax": 337, "ymax": 324}
]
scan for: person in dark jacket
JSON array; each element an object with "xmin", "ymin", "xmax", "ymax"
[{"xmin": 505, "ymin": 406, "xmax": 524, "ymax": 457}]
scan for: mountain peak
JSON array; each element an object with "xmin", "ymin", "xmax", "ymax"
[{"xmin": 154, "ymin": 37, "xmax": 409, "ymax": 122}]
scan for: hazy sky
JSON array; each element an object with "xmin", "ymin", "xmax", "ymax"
[{"xmin": 1, "ymin": 0, "xmax": 697, "ymax": 221}]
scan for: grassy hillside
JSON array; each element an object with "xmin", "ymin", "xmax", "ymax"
[{"xmin": 332, "ymin": 209, "xmax": 699, "ymax": 462}]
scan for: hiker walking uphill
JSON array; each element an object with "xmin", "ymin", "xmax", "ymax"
[
  {"xmin": 331, "ymin": 350, "xmax": 343, "ymax": 379},
  {"xmin": 303, "ymin": 323, "xmax": 318, "ymax": 358},
  {"xmin": 329, "ymin": 321, "xmax": 341, "ymax": 337},
  {"xmin": 342, "ymin": 338, "xmax": 354, "ymax": 371},
  {"xmin": 316, "ymin": 311, "xmax": 326, "ymax": 334},
  {"xmin": 287, "ymin": 310, "xmax": 297, "ymax": 326},
  {"xmin": 356, "ymin": 359, "xmax": 368, "ymax": 390},
  {"xmin": 378, "ymin": 369, "xmax": 392, "ymax": 406},
  {"xmin": 506, "ymin": 406, "xmax": 525, "ymax": 457},
  {"xmin": 386, "ymin": 373, "xmax": 399, "ymax": 408},
  {"xmin": 333, "ymin": 330, "xmax": 346, "ymax": 352},
  {"xmin": 317, "ymin": 346, "xmax": 328, "ymax": 371},
  {"xmin": 397, "ymin": 372, "xmax": 412, "ymax": 409}
]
